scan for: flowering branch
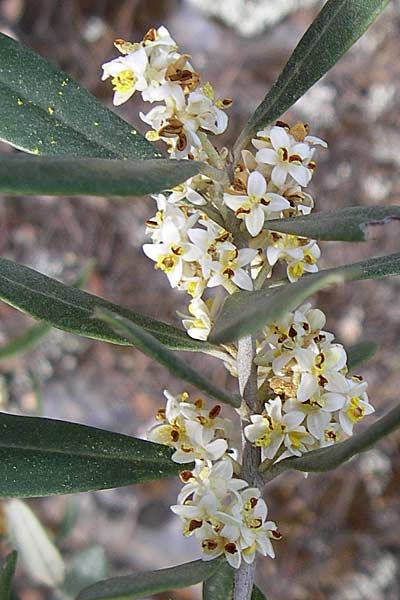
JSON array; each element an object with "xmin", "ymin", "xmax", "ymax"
[{"xmin": 260, "ymin": 403, "xmax": 400, "ymax": 483}]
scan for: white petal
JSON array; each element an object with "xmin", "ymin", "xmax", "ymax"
[
  {"xmin": 237, "ymin": 248, "xmax": 257, "ymax": 266},
  {"xmin": 288, "ymin": 164, "xmax": 312, "ymax": 186},
  {"xmin": 256, "ymin": 148, "xmax": 278, "ymax": 165},
  {"xmin": 307, "ymin": 411, "xmax": 330, "ymax": 439},
  {"xmin": 245, "ymin": 207, "xmax": 265, "ymax": 237},
  {"xmin": 271, "ymin": 164, "xmax": 288, "ymax": 188},
  {"xmin": 265, "ymin": 193, "xmax": 290, "ymax": 212},
  {"xmin": 297, "ymin": 373, "xmax": 318, "ymax": 402},
  {"xmin": 247, "ymin": 170, "xmax": 266, "ymax": 197},
  {"xmin": 270, "ymin": 126, "xmax": 290, "ymax": 150},
  {"xmin": 232, "ymin": 269, "xmax": 253, "ymax": 291}
]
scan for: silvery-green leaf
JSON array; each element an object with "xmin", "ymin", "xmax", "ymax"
[
  {"xmin": 234, "ymin": 0, "xmax": 389, "ymax": 157},
  {"xmin": 0, "ymin": 551, "xmax": 17, "ymax": 600},
  {"xmin": 265, "ymin": 206, "xmax": 400, "ymax": 242},
  {"xmin": 210, "ymin": 253, "xmax": 400, "ymax": 344},
  {"xmin": 0, "ymin": 156, "xmax": 203, "ymax": 197}
]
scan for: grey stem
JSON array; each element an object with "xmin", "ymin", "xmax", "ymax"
[{"xmin": 234, "ymin": 335, "xmax": 263, "ymax": 600}]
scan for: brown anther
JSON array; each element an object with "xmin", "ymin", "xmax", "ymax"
[
  {"xmin": 316, "ymin": 353, "xmax": 325, "ymax": 367},
  {"xmin": 224, "ymin": 542, "xmax": 237, "ymax": 554},
  {"xmin": 143, "ymin": 28, "xmax": 157, "ymax": 42},
  {"xmin": 269, "ymin": 376, "xmax": 297, "ymax": 398},
  {"xmin": 308, "ymin": 160, "xmax": 316, "ymax": 171},
  {"xmin": 353, "ymin": 407, "xmax": 363, "ymax": 419},
  {"xmin": 196, "ymin": 415, "xmax": 207, "ymax": 425},
  {"xmin": 250, "ymin": 497, "xmax": 258, "ymax": 508},
  {"xmin": 179, "ymin": 470, "xmax": 193, "ymax": 483},
  {"xmin": 270, "ymin": 232, "xmax": 281, "ymax": 243},
  {"xmin": 171, "ymin": 246, "xmax": 183, "ymax": 256},
  {"xmin": 176, "ymin": 132, "xmax": 187, "ymax": 152},
  {"xmin": 303, "ymin": 323, "xmax": 310, "ymax": 332},
  {"xmin": 270, "ymin": 528, "xmax": 282, "ymax": 540},
  {"xmin": 235, "ymin": 207, "xmax": 251, "ymax": 216},
  {"xmin": 182, "ymin": 445, "xmax": 193, "ymax": 453},
  {"xmin": 318, "ymin": 375, "xmax": 328, "ymax": 387},
  {"xmin": 223, "ymin": 268, "xmax": 235, "ymax": 279},
  {"xmin": 275, "ymin": 120, "xmax": 289, "ymax": 129},
  {"xmin": 208, "ymin": 405, "xmax": 221, "ymax": 419},
  {"xmin": 221, "ymin": 98, "xmax": 233, "ymax": 107},
  {"xmin": 189, "ymin": 519, "xmax": 203, "ymax": 531},
  {"xmin": 260, "ymin": 198, "xmax": 270, "ymax": 206},
  {"xmin": 171, "ymin": 430, "xmax": 179, "ymax": 442},
  {"xmin": 145, "ymin": 219, "xmax": 158, "ymax": 228},
  {"xmin": 281, "ymin": 147, "xmax": 289, "ymax": 161},
  {"xmin": 194, "ymin": 397, "xmax": 204, "ymax": 409},
  {"xmin": 203, "ymin": 539, "xmax": 218, "ymax": 551},
  {"xmin": 289, "ymin": 154, "xmax": 302, "ymax": 163},
  {"xmin": 352, "ymin": 375, "xmax": 363, "ymax": 381},
  {"xmin": 288, "ymin": 325, "xmax": 297, "ymax": 338}
]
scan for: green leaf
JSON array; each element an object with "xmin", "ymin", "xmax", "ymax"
[
  {"xmin": 261, "ymin": 402, "xmax": 400, "ymax": 482},
  {"xmin": 97, "ymin": 308, "xmax": 240, "ymax": 407},
  {"xmin": 0, "ymin": 260, "xmax": 95, "ymax": 360},
  {"xmin": 209, "ymin": 252, "xmax": 400, "ymax": 343},
  {"xmin": 0, "ymin": 258, "xmax": 212, "ymax": 353},
  {"xmin": 0, "ymin": 551, "xmax": 17, "ymax": 600},
  {"xmin": 347, "ymin": 341, "xmax": 378, "ymax": 371},
  {"xmin": 0, "ymin": 33, "xmax": 160, "ymax": 159},
  {"xmin": 234, "ymin": 0, "xmax": 389, "ymax": 157},
  {"xmin": 0, "ymin": 412, "xmax": 182, "ymax": 497},
  {"xmin": 265, "ymin": 206, "xmax": 400, "ymax": 242},
  {"xmin": 202, "ymin": 561, "xmax": 234, "ymax": 600},
  {"xmin": 76, "ymin": 558, "xmax": 222, "ymax": 600},
  {"xmin": 0, "ymin": 156, "xmax": 203, "ymax": 197}
]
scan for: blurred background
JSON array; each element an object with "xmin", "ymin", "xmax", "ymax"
[{"xmin": 0, "ymin": 0, "xmax": 400, "ymax": 598}]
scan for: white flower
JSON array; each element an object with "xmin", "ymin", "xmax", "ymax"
[
  {"xmin": 168, "ymin": 178, "xmax": 207, "ymax": 206},
  {"xmin": 266, "ymin": 233, "xmax": 320, "ymax": 282},
  {"xmin": 142, "ymin": 217, "xmax": 201, "ymax": 287},
  {"xmin": 177, "ymin": 459, "xmax": 247, "ymax": 506},
  {"xmin": 244, "ymin": 397, "xmax": 313, "ymax": 461},
  {"xmin": 208, "ymin": 248, "xmax": 257, "ymax": 291},
  {"xmin": 255, "ymin": 126, "xmax": 313, "ymax": 187},
  {"xmin": 284, "ymin": 392, "xmax": 345, "ymax": 441},
  {"xmin": 224, "ymin": 171, "xmax": 290, "ymax": 237},
  {"xmin": 338, "ymin": 378, "xmax": 374, "ymax": 435},
  {"xmin": 188, "ymin": 220, "xmax": 235, "ymax": 279},
  {"xmin": 181, "ymin": 297, "xmax": 213, "ymax": 340},
  {"xmin": 147, "ymin": 391, "xmax": 230, "ymax": 463},
  {"xmin": 293, "ymin": 341, "xmax": 348, "ymax": 402},
  {"xmin": 102, "ymin": 46, "xmax": 148, "ymax": 105}
]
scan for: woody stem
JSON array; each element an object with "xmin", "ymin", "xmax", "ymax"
[{"xmin": 233, "ymin": 335, "xmax": 263, "ymax": 600}]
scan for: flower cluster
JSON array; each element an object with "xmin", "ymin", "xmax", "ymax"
[
  {"xmin": 102, "ymin": 27, "xmax": 326, "ymax": 343},
  {"xmin": 148, "ymin": 391, "xmax": 280, "ymax": 568},
  {"xmin": 104, "ymin": 26, "xmax": 375, "ymax": 571},
  {"xmin": 246, "ymin": 303, "xmax": 374, "ymax": 461}
]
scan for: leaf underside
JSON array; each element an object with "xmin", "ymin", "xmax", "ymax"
[
  {"xmin": 210, "ymin": 252, "xmax": 400, "ymax": 343},
  {"xmin": 265, "ymin": 206, "xmax": 400, "ymax": 241},
  {"xmin": 0, "ymin": 156, "xmax": 203, "ymax": 197},
  {"xmin": 77, "ymin": 558, "xmax": 222, "ymax": 600}
]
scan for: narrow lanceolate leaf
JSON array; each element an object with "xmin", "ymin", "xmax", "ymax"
[
  {"xmin": 0, "ymin": 33, "xmax": 160, "ymax": 159},
  {"xmin": 265, "ymin": 206, "xmax": 400, "ymax": 242},
  {"xmin": 0, "ymin": 156, "xmax": 203, "ymax": 197},
  {"xmin": 77, "ymin": 558, "xmax": 222, "ymax": 600},
  {"xmin": 0, "ymin": 259, "xmax": 94, "ymax": 360},
  {"xmin": 97, "ymin": 309, "xmax": 240, "ymax": 407},
  {"xmin": 234, "ymin": 0, "xmax": 389, "ymax": 157},
  {"xmin": 0, "ymin": 258, "xmax": 212, "ymax": 353},
  {"xmin": 262, "ymin": 403, "xmax": 400, "ymax": 482},
  {"xmin": 0, "ymin": 412, "xmax": 182, "ymax": 497},
  {"xmin": 0, "ymin": 551, "xmax": 17, "ymax": 600},
  {"xmin": 210, "ymin": 252, "xmax": 400, "ymax": 343},
  {"xmin": 202, "ymin": 562, "xmax": 234, "ymax": 600},
  {"xmin": 347, "ymin": 341, "xmax": 378, "ymax": 371}
]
